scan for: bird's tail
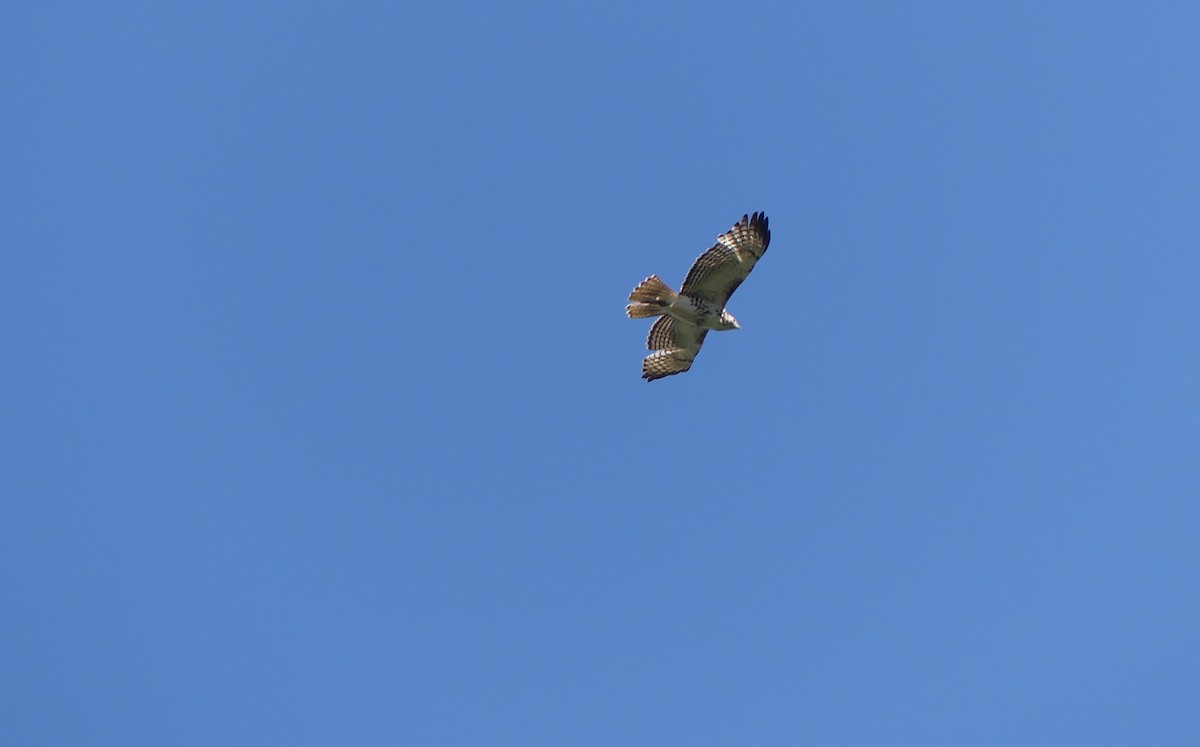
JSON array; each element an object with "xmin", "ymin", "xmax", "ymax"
[{"xmin": 626, "ymin": 275, "xmax": 678, "ymax": 318}]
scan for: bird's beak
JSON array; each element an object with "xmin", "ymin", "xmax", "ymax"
[{"xmin": 733, "ymin": 320, "xmax": 741, "ymax": 329}]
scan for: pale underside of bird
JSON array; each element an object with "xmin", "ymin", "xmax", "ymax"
[{"xmin": 626, "ymin": 212, "xmax": 771, "ymax": 381}]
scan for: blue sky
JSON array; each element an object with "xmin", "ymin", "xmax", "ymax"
[{"xmin": 3, "ymin": 1, "xmax": 1199, "ymax": 744}]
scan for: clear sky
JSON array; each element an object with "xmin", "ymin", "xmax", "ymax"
[{"xmin": 4, "ymin": 2, "xmax": 1199, "ymax": 744}]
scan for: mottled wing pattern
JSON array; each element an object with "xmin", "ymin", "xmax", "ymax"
[
  {"xmin": 679, "ymin": 212, "xmax": 771, "ymax": 307},
  {"xmin": 647, "ymin": 314, "xmax": 708, "ymax": 351},
  {"xmin": 642, "ymin": 315, "xmax": 709, "ymax": 381}
]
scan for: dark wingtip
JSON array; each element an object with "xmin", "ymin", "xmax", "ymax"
[{"xmin": 751, "ymin": 211, "xmax": 770, "ymax": 249}]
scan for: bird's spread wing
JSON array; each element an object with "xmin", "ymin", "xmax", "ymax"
[
  {"xmin": 642, "ymin": 315, "xmax": 708, "ymax": 381},
  {"xmin": 679, "ymin": 212, "xmax": 771, "ymax": 307}
]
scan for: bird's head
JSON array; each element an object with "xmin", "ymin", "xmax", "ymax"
[{"xmin": 721, "ymin": 311, "xmax": 740, "ymax": 330}]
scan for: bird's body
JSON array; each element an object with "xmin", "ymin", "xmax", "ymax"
[
  {"xmin": 626, "ymin": 212, "xmax": 771, "ymax": 381},
  {"xmin": 628, "ymin": 276, "xmax": 738, "ymax": 330}
]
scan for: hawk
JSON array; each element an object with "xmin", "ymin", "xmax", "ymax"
[{"xmin": 626, "ymin": 212, "xmax": 771, "ymax": 381}]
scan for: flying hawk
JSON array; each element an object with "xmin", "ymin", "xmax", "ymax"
[{"xmin": 626, "ymin": 212, "xmax": 771, "ymax": 381}]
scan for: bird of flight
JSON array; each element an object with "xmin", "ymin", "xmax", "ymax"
[{"xmin": 625, "ymin": 212, "xmax": 771, "ymax": 381}]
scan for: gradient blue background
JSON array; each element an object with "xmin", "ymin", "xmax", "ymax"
[{"xmin": 4, "ymin": 2, "xmax": 1198, "ymax": 744}]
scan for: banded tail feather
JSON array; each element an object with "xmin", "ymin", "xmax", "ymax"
[{"xmin": 626, "ymin": 275, "xmax": 678, "ymax": 318}]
